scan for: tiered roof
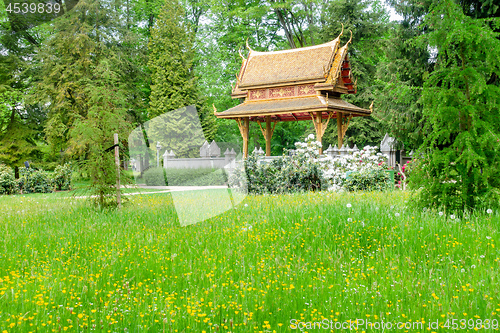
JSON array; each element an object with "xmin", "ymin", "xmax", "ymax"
[{"xmin": 215, "ymin": 31, "xmax": 369, "ymax": 121}]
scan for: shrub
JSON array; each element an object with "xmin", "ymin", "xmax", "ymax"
[
  {"xmin": 166, "ymin": 168, "xmax": 227, "ymax": 186},
  {"xmin": 241, "ymin": 136, "xmax": 326, "ymax": 195},
  {"xmin": 0, "ymin": 164, "xmax": 19, "ymax": 195},
  {"xmin": 143, "ymin": 167, "xmax": 166, "ymax": 186},
  {"xmin": 19, "ymin": 168, "xmax": 54, "ymax": 194},
  {"xmin": 322, "ymin": 145, "xmax": 388, "ymax": 191},
  {"xmin": 232, "ymin": 136, "xmax": 392, "ymax": 194},
  {"xmin": 52, "ymin": 163, "xmax": 73, "ymax": 191},
  {"xmin": 343, "ymin": 169, "xmax": 391, "ymax": 192}
]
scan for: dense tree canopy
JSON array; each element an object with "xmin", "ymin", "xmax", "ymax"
[{"xmin": 0, "ymin": 0, "xmax": 499, "ymax": 210}]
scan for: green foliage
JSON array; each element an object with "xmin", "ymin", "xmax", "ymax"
[
  {"xmin": 319, "ymin": 0, "xmax": 389, "ymax": 148},
  {"xmin": 53, "ymin": 163, "xmax": 73, "ymax": 191},
  {"xmin": 143, "ymin": 167, "xmax": 228, "ymax": 186},
  {"xmin": 254, "ymin": 121, "xmax": 309, "ymax": 156},
  {"xmin": 0, "ymin": 92, "xmax": 37, "ymax": 172},
  {"xmin": 143, "ymin": 168, "xmax": 166, "ymax": 186},
  {"xmin": 343, "ymin": 169, "xmax": 390, "ymax": 192},
  {"xmin": 0, "ymin": 164, "xmax": 18, "ymax": 195},
  {"xmin": 31, "ymin": 0, "xmax": 138, "ymax": 206},
  {"xmin": 70, "ymin": 61, "xmax": 131, "ymax": 207},
  {"xmin": 372, "ymin": 12, "xmax": 431, "ymax": 150},
  {"xmin": 19, "ymin": 168, "xmax": 53, "ymax": 194},
  {"xmin": 166, "ymin": 168, "xmax": 227, "ymax": 186},
  {"xmin": 197, "ymin": 0, "xmax": 286, "ymax": 148},
  {"xmin": 148, "ymin": 0, "xmax": 217, "ymax": 148},
  {"xmin": 410, "ymin": 0, "xmax": 500, "ymax": 213}
]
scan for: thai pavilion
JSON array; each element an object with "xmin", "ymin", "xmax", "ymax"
[{"xmin": 214, "ymin": 29, "xmax": 372, "ymax": 157}]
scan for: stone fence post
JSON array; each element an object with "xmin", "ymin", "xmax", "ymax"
[
  {"xmin": 380, "ymin": 133, "xmax": 397, "ymax": 168},
  {"xmin": 163, "ymin": 150, "xmax": 176, "ymax": 169},
  {"xmin": 224, "ymin": 148, "xmax": 236, "ymax": 167}
]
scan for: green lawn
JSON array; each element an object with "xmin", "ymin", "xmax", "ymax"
[{"xmin": 0, "ymin": 190, "xmax": 499, "ymax": 332}]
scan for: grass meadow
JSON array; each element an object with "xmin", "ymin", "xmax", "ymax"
[{"xmin": 0, "ymin": 190, "xmax": 499, "ymax": 332}]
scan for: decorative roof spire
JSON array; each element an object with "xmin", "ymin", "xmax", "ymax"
[
  {"xmin": 337, "ymin": 23, "xmax": 344, "ymax": 40},
  {"xmin": 238, "ymin": 47, "xmax": 246, "ymax": 62},
  {"xmin": 245, "ymin": 38, "xmax": 253, "ymax": 52},
  {"xmin": 213, "ymin": 104, "xmax": 218, "ymax": 115},
  {"xmin": 345, "ymin": 30, "xmax": 353, "ymax": 47}
]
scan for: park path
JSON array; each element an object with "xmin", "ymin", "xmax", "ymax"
[{"xmin": 71, "ymin": 185, "xmax": 228, "ymax": 199}]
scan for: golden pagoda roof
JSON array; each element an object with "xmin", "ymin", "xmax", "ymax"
[
  {"xmin": 238, "ymin": 39, "xmax": 340, "ymax": 89},
  {"xmin": 230, "ymin": 30, "xmax": 357, "ymax": 98}
]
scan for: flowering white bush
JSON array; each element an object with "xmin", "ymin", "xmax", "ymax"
[
  {"xmin": 294, "ymin": 134, "xmax": 322, "ymax": 159},
  {"xmin": 320, "ymin": 144, "xmax": 387, "ymax": 191},
  {"xmin": 232, "ymin": 134, "xmax": 390, "ymax": 194}
]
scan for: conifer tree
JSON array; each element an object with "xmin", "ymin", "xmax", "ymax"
[
  {"xmin": 410, "ymin": 0, "xmax": 500, "ymax": 212},
  {"xmin": 148, "ymin": 0, "xmax": 216, "ymax": 157},
  {"xmin": 32, "ymin": 0, "xmax": 138, "ymax": 206}
]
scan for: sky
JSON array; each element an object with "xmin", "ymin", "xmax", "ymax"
[{"xmin": 385, "ymin": 1, "xmax": 404, "ymax": 21}]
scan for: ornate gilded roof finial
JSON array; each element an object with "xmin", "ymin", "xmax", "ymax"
[
  {"xmin": 347, "ymin": 30, "xmax": 353, "ymax": 46},
  {"xmin": 337, "ymin": 23, "xmax": 344, "ymax": 39},
  {"xmin": 213, "ymin": 104, "xmax": 218, "ymax": 115},
  {"xmin": 246, "ymin": 38, "xmax": 253, "ymax": 52},
  {"xmin": 238, "ymin": 47, "xmax": 246, "ymax": 62},
  {"xmin": 369, "ymin": 101, "xmax": 374, "ymax": 113},
  {"xmin": 235, "ymin": 73, "xmax": 240, "ymax": 84}
]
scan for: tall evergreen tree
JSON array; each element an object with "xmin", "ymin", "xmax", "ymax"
[
  {"xmin": 372, "ymin": 19, "xmax": 431, "ymax": 150},
  {"xmin": 0, "ymin": 0, "xmax": 44, "ymax": 176},
  {"xmin": 410, "ymin": 0, "xmax": 500, "ymax": 212},
  {"xmin": 31, "ymin": 0, "xmax": 140, "ymax": 205},
  {"xmin": 148, "ymin": 0, "xmax": 216, "ymax": 156}
]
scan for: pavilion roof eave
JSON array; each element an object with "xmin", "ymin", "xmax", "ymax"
[
  {"xmin": 216, "ymin": 107, "xmax": 371, "ymax": 120},
  {"xmin": 215, "ymin": 96, "xmax": 370, "ymax": 120}
]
